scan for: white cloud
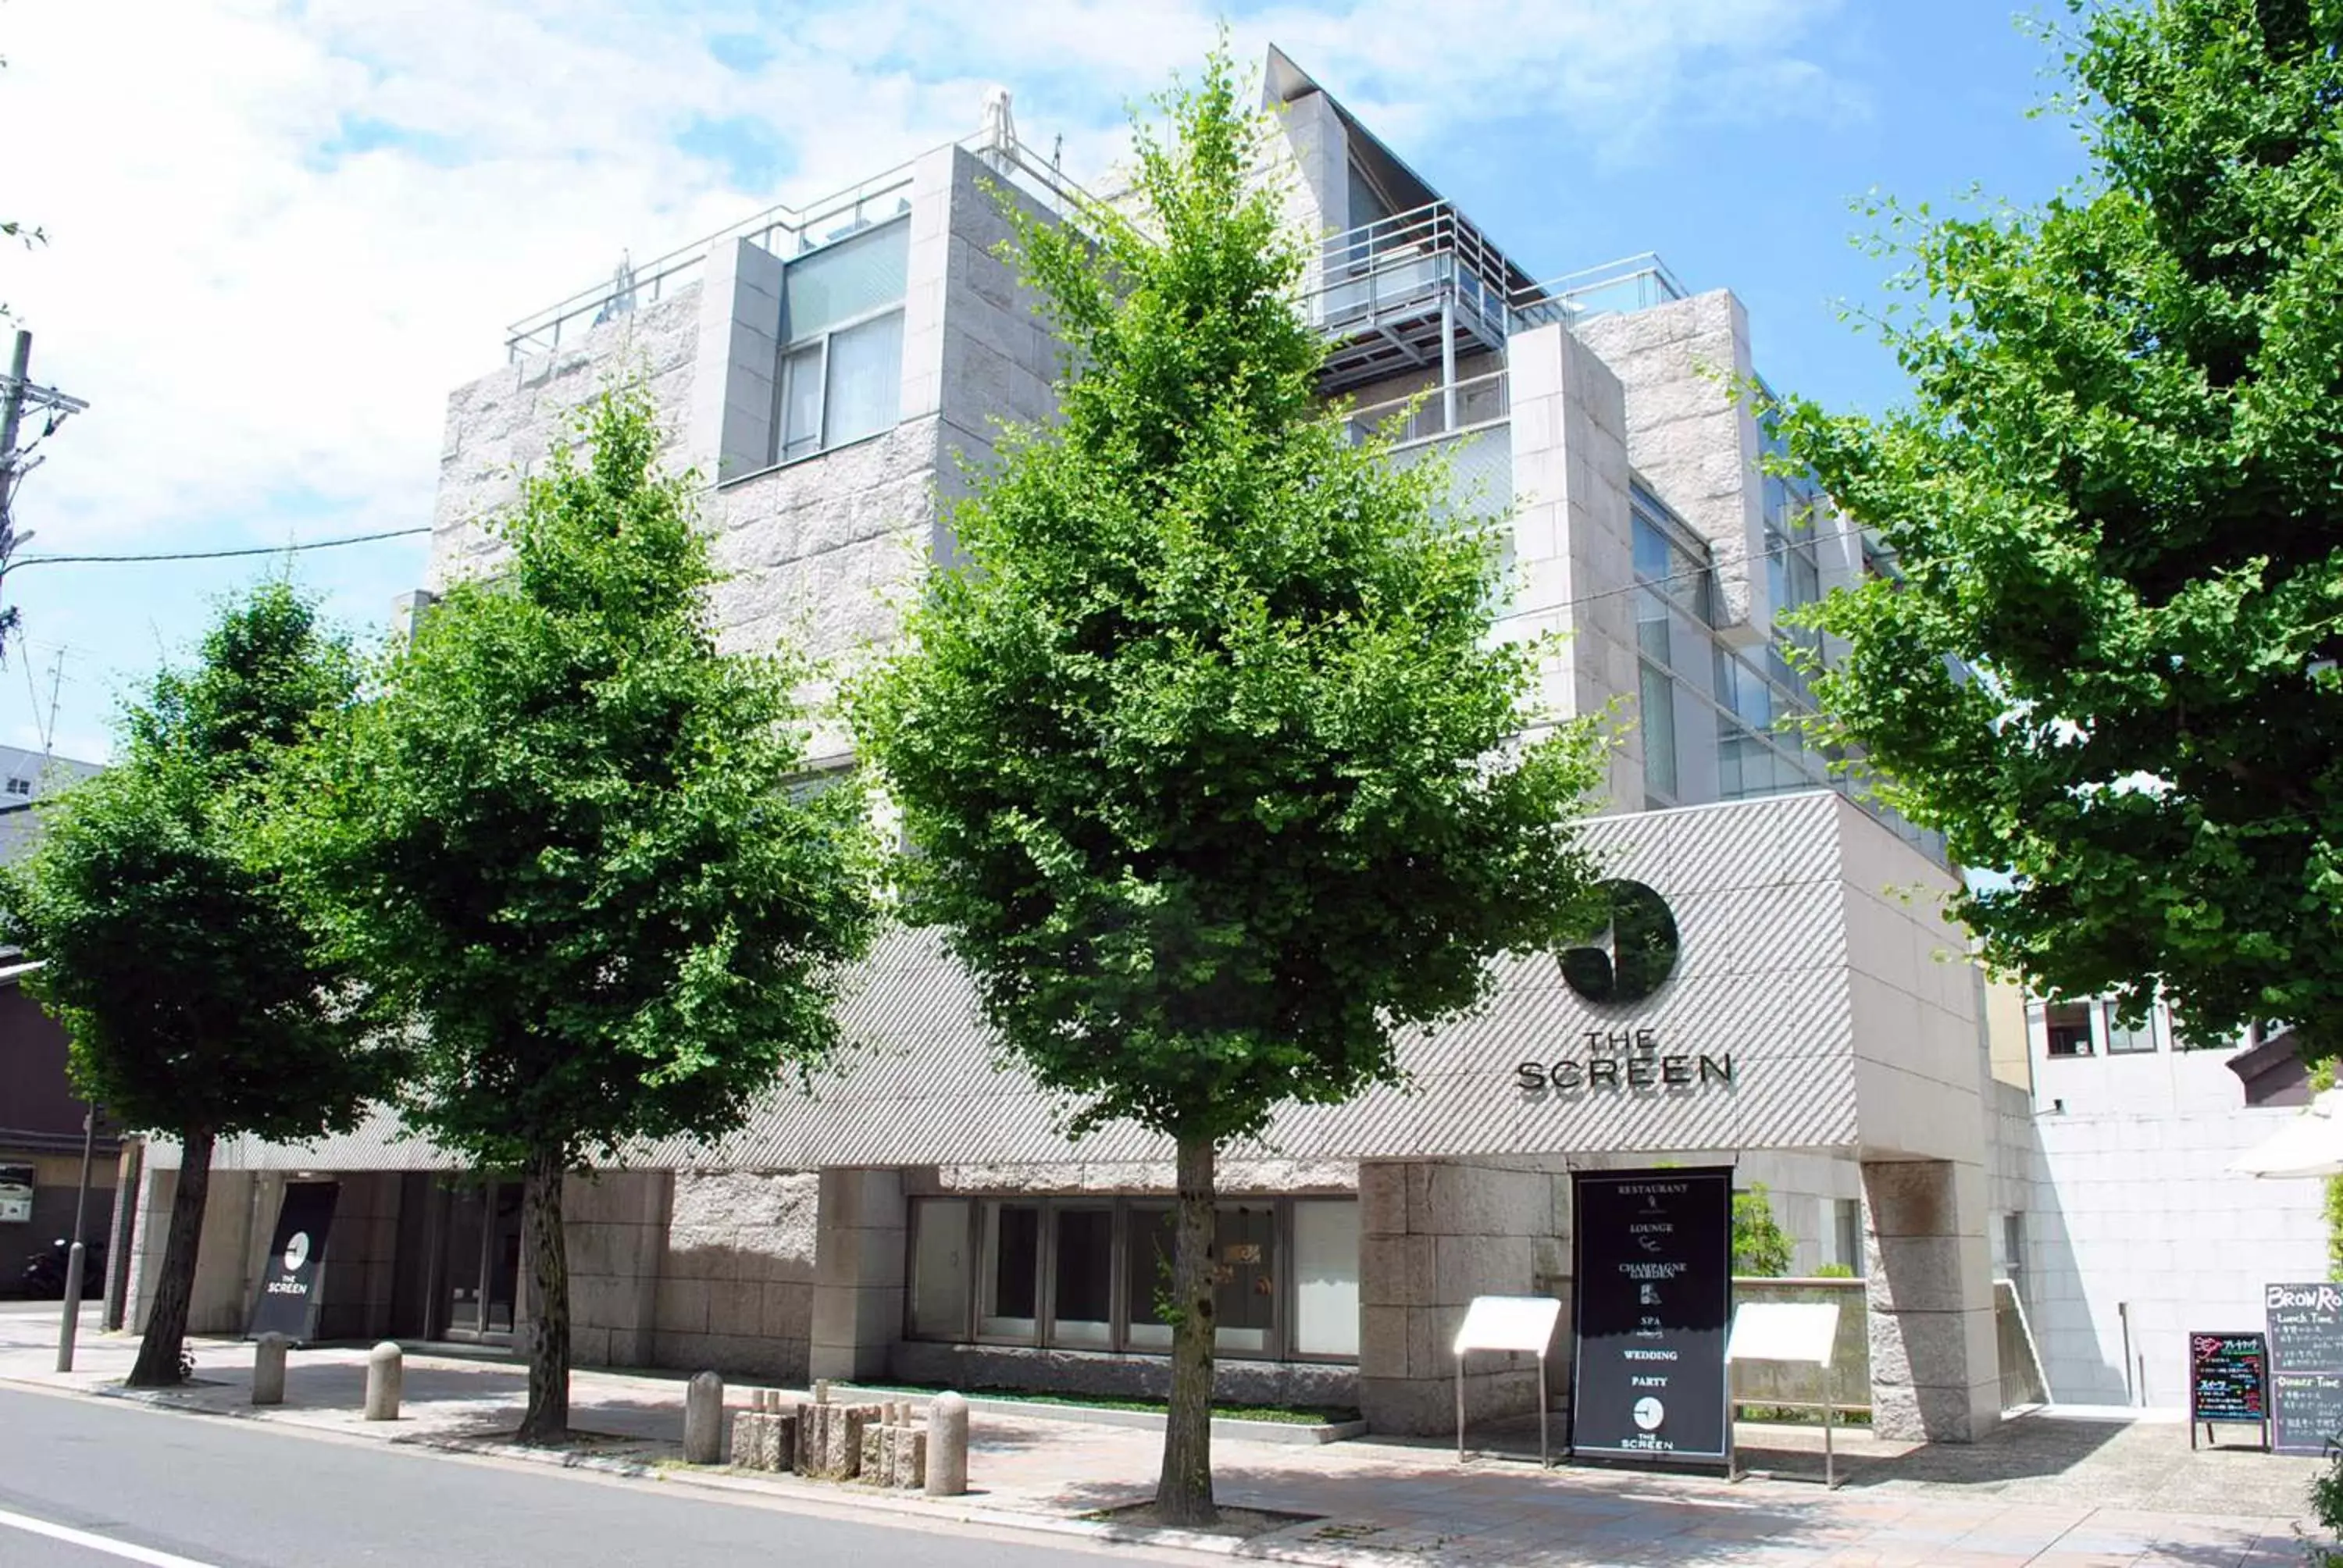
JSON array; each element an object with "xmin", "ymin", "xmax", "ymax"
[{"xmin": 0, "ymin": 0, "xmax": 1853, "ymax": 568}]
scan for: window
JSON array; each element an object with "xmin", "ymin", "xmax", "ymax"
[
  {"xmin": 1215, "ymin": 1204, "xmax": 1276, "ymax": 1354},
  {"xmin": 977, "ymin": 1201, "xmax": 1040, "ymax": 1337},
  {"xmin": 909, "ymin": 1199, "xmax": 970, "ymax": 1340},
  {"xmin": 770, "ymin": 216, "xmax": 908, "ymax": 465},
  {"xmin": 2102, "ymin": 1003, "xmax": 2157, "ymax": 1054},
  {"xmin": 2, "ymin": 778, "xmax": 28, "ymax": 797},
  {"xmin": 2045, "ymin": 1001, "xmax": 2094, "ymax": 1057},
  {"xmin": 912, "ymin": 1195, "xmax": 1358, "ymax": 1361},
  {"xmin": 1639, "ymin": 661, "xmax": 1678, "ymax": 804},
  {"xmin": 1292, "ymin": 1200, "xmax": 1361, "ymax": 1356},
  {"xmin": 1831, "ymin": 1198, "xmax": 1863, "ymax": 1277},
  {"xmin": 1050, "ymin": 1206, "xmax": 1114, "ymax": 1349}
]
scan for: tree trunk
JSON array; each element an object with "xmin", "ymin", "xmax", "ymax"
[
  {"xmin": 1154, "ymin": 1134, "xmax": 1218, "ymax": 1526},
  {"xmin": 515, "ymin": 1144, "xmax": 571, "ymax": 1444},
  {"xmin": 127, "ymin": 1126, "xmax": 212, "ymax": 1388}
]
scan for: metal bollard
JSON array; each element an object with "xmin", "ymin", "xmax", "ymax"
[
  {"xmin": 363, "ymin": 1341, "xmax": 402, "ymax": 1420},
  {"xmin": 925, "ymin": 1391, "xmax": 968, "ymax": 1497},
  {"xmin": 252, "ymin": 1332, "xmax": 289, "ymax": 1406},
  {"xmin": 54, "ymin": 1242, "xmax": 85, "ymax": 1373},
  {"xmin": 683, "ymin": 1370, "xmax": 725, "ymax": 1464}
]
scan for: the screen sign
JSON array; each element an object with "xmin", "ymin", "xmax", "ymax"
[
  {"xmin": 248, "ymin": 1181, "xmax": 338, "ymax": 1344},
  {"xmin": 1570, "ymin": 1166, "xmax": 1732, "ymax": 1465}
]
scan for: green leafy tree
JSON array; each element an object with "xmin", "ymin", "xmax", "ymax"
[
  {"xmin": 851, "ymin": 54, "xmax": 1605, "ymax": 1524},
  {"xmin": 0, "ymin": 583, "xmax": 381, "ymax": 1386},
  {"xmin": 1731, "ymin": 1183, "xmax": 1795, "ymax": 1278},
  {"xmin": 1771, "ymin": 0, "xmax": 2343, "ymax": 1054},
  {"xmin": 284, "ymin": 385, "xmax": 881, "ymax": 1442}
]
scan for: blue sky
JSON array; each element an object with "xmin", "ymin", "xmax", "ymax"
[{"xmin": 0, "ymin": 0, "xmax": 2083, "ymax": 764}]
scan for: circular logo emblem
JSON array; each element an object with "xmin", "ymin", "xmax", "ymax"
[
  {"xmin": 282, "ymin": 1231, "xmax": 311, "ymax": 1274},
  {"xmin": 1558, "ymin": 879, "xmax": 1680, "ymax": 1004},
  {"xmin": 1632, "ymin": 1395, "xmax": 1666, "ymax": 1431}
]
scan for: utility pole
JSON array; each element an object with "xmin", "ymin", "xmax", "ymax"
[{"xmin": 0, "ymin": 330, "xmax": 90, "ymax": 661}]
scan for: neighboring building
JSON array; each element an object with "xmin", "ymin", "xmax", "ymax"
[
  {"xmin": 1990, "ymin": 993, "xmax": 2325, "ymax": 1409},
  {"xmin": 0, "ymin": 744, "xmax": 116, "ymax": 1287},
  {"xmin": 135, "ymin": 51, "xmax": 2012, "ymax": 1445}
]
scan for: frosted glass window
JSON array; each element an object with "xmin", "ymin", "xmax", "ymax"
[
  {"xmin": 1293, "ymin": 1200, "xmax": 1360, "ymax": 1357},
  {"xmin": 909, "ymin": 1199, "xmax": 970, "ymax": 1340},
  {"xmin": 822, "ymin": 310, "xmax": 904, "ymax": 450},
  {"xmin": 777, "ymin": 343, "xmax": 823, "ymax": 463},
  {"xmin": 783, "ymin": 218, "xmax": 908, "ymax": 344}
]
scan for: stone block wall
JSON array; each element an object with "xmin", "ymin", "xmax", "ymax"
[
  {"xmin": 808, "ymin": 1167, "xmax": 905, "ymax": 1381},
  {"xmin": 1574, "ymin": 292, "xmax": 1771, "ymax": 643},
  {"xmin": 1863, "ymin": 1156, "xmax": 1999, "ymax": 1441},
  {"xmin": 648, "ymin": 1169, "xmax": 818, "ymax": 1382},
  {"xmin": 1358, "ymin": 1159, "xmax": 1564, "ymax": 1435},
  {"xmin": 558, "ymin": 1171, "xmax": 671, "ymax": 1368},
  {"xmin": 1497, "ymin": 321, "xmax": 1639, "ymax": 810}
]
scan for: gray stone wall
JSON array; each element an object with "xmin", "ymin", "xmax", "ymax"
[
  {"xmin": 558, "ymin": 1171, "xmax": 670, "ymax": 1368},
  {"xmin": 1574, "ymin": 291, "xmax": 1772, "ymax": 643},
  {"xmin": 648, "ymin": 1169, "xmax": 818, "ymax": 1382},
  {"xmin": 1358, "ymin": 1159, "xmax": 1564, "ymax": 1436}
]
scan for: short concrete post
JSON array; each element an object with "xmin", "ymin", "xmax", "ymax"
[
  {"xmin": 684, "ymin": 1370, "xmax": 725, "ymax": 1465},
  {"xmin": 363, "ymin": 1342, "xmax": 401, "ymax": 1421},
  {"xmin": 251, "ymin": 1333, "xmax": 289, "ymax": 1406},
  {"xmin": 925, "ymin": 1392, "xmax": 968, "ymax": 1497}
]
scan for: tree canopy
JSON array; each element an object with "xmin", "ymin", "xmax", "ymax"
[
  {"xmin": 284, "ymin": 384, "xmax": 880, "ymax": 1438},
  {"xmin": 1774, "ymin": 0, "xmax": 2343, "ymax": 1048},
  {"xmin": 852, "ymin": 51, "xmax": 1604, "ymax": 1520},
  {"xmin": 0, "ymin": 580, "xmax": 382, "ymax": 1384}
]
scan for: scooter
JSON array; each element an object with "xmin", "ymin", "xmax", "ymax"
[{"xmin": 19, "ymin": 1237, "xmax": 106, "ymax": 1300}]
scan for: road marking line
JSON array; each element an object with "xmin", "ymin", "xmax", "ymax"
[{"xmin": 0, "ymin": 1505, "xmax": 222, "ymax": 1567}]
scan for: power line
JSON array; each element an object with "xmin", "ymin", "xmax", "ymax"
[{"xmin": 5, "ymin": 526, "xmax": 430, "ymax": 571}]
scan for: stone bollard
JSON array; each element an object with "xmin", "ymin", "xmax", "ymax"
[
  {"xmin": 683, "ymin": 1370, "xmax": 725, "ymax": 1465},
  {"xmin": 925, "ymin": 1392, "xmax": 968, "ymax": 1497},
  {"xmin": 362, "ymin": 1342, "xmax": 401, "ymax": 1421},
  {"xmin": 251, "ymin": 1332, "xmax": 289, "ymax": 1406}
]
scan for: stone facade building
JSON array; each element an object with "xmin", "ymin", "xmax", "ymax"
[{"xmin": 129, "ymin": 48, "xmax": 2025, "ymax": 1446}]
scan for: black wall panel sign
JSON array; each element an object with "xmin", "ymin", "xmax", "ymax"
[
  {"xmin": 248, "ymin": 1181, "xmax": 339, "ymax": 1343},
  {"xmin": 2268, "ymin": 1282, "xmax": 2343, "ymax": 1454},
  {"xmin": 1570, "ymin": 1166, "xmax": 1732, "ymax": 1465}
]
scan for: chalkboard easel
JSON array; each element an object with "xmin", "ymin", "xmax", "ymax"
[{"xmin": 2189, "ymin": 1330, "xmax": 2270, "ymax": 1452}]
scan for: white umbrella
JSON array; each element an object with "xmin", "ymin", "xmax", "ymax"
[{"xmin": 2229, "ymin": 1088, "xmax": 2343, "ymax": 1178}]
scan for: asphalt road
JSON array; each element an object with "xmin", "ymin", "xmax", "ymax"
[{"xmin": 0, "ymin": 1385, "xmax": 1178, "ymax": 1567}]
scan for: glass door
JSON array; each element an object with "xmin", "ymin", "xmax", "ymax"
[{"xmin": 438, "ymin": 1177, "xmax": 522, "ymax": 1342}]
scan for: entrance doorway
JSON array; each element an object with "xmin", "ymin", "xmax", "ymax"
[{"xmin": 440, "ymin": 1179, "xmax": 523, "ymax": 1342}]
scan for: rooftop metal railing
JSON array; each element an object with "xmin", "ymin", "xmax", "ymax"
[
  {"xmin": 1302, "ymin": 199, "xmax": 1516, "ymax": 348},
  {"xmin": 1511, "ymin": 251, "xmax": 1689, "ymax": 328},
  {"xmin": 502, "ymin": 134, "xmax": 1093, "ymax": 364}
]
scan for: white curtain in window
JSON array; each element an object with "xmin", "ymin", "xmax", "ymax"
[
  {"xmin": 822, "ymin": 310, "xmax": 904, "ymax": 449},
  {"xmin": 1293, "ymin": 1200, "xmax": 1360, "ymax": 1357}
]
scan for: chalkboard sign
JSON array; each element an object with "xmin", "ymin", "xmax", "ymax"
[
  {"xmin": 2267, "ymin": 1282, "xmax": 2343, "ymax": 1456},
  {"xmin": 2273, "ymin": 1372, "xmax": 2343, "ymax": 1457},
  {"xmin": 1569, "ymin": 1166, "xmax": 1732, "ymax": 1466},
  {"xmin": 2188, "ymin": 1331, "xmax": 2267, "ymax": 1449}
]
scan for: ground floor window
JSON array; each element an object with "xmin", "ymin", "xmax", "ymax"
[{"xmin": 906, "ymin": 1194, "xmax": 1359, "ymax": 1362}]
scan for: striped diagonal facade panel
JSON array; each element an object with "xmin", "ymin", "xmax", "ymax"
[{"xmin": 188, "ymin": 789, "xmax": 1946, "ymax": 1175}]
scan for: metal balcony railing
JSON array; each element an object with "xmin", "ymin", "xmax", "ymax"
[
  {"xmin": 502, "ymin": 134, "xmax": 1093, "ymax": 364},
  {"xmin": 1303, "ymin": 199, "xmax": 1517, "ymax": 351},
  {"xmin": 1341, "ymin": 368, "xmax": 1510, "ymax": 447}
]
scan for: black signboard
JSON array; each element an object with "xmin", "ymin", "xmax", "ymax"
[
  {"xmin": 2187, "ymin": 1331, "xmax": 2268, "ymax": 1450},
  {"xmin": 1569, "ymin": 1166, "xmax": 1732, "ymax": 1465},
  {"xmin": 248, "ymin": 1181, "xmax": 338, "ymax": 1343},
  {"xmin": 2267, "ymin": 1281, "xmax": 2343, "ymax": 1373},
  {"xmin": 2274, "ymin": 1372, "xmax": 2343, "ymax": 1457}
]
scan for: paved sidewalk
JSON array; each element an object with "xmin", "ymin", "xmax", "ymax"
[{"xmin": 0, "ymin": 1303, "xmax": 2322, "ymax": 1567}]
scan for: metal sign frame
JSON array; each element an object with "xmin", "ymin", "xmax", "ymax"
[{"xmin": 1453, "ymin": 1294, "xmax": 1565, "ymax": 1469}]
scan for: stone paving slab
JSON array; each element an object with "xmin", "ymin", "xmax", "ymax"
[{"xmin": 0, "ymin": 1306, "xmax": 2326, "ymax": 1567}]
